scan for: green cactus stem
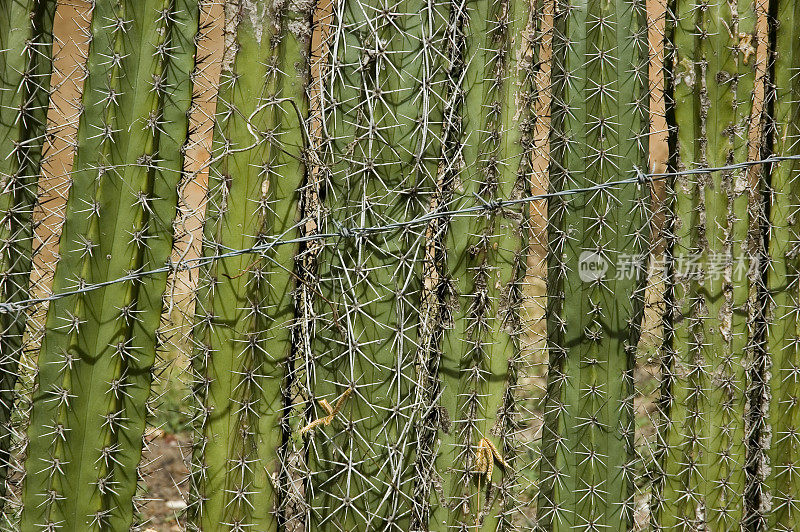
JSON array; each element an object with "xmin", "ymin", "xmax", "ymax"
[
  {"xmin": 654, "ymin": 0, "xmax": 756, "ymax": 528},
  {"xmin": 302, "ymin": 0, "xmax": 448, "ymax": 527},
  {"xmin": 538, "ymin": 0, "xmax": 650, "ymax": 529},
  {"xmin": 186, "ymin": 0, "xmax": 313, "ymax": 529},
  {"xmin": 426, "ymin": 0, "xmax": 534, "ymax": 528},
  {"xmin": 19, "ymin": 1, "xmax": 197, "ymax": 529},
  {"xmin": 761, "ymin": 0, "xmax": 800, "ymax": 527}
]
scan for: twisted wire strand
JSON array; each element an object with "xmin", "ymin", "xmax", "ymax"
[{"xmin": 0, "ymin": 152, "xmax": 795, "ymax": 314}]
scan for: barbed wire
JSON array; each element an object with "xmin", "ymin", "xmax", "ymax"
[{"xmin": 1, "ymin": 152, "xmax": 797, "ymax": 315}]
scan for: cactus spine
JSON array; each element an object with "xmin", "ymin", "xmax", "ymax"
[
  {"xmin": 761, "ymin": 0, "xmax": 800, "ymax": 527},
  {"xmin": 303, "ymin": 0, "xmax": 447, "ymax": 525},
  {"xmin": 539, "ymin": 0, "xmax": 650, "ymax": 528},
  {"xmin": 18, "ymin": 1, "xmax": 198, "ymax": 529},
  {"xmin": 427, "ymin": 0, "xmax": 534, "ymax": 527},
  {"xmin": 0, "ymin": 0, "xmax": 56, "ymax": 507},
  {"xmin": 655, "ymin": 0, "xmax": 756, "ymax": 527},
  {"xmin": 187, "ymin": 0, "xmax": 313, "ymax": 529}
]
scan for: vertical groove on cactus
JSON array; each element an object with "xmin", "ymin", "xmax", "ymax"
[
  {"xmin": 186, "ymin": 0, "xmax": 313, "ymax": 529},
  {"xmin": 0, "ymin": 0, "xmax": 56, "ymax": 510},
  {"xmin": 760, "ymin": 0, "xmax": 800, "ymax": 527},
  {"xmin": 303, "ymin": 0, "xmax": 448, "ymax": 525},
  {"xmin": 539, "ymin": 0, "xmax": 650, "ymax": 529},
  {"xmin": 411, "ymin": 0, "xmax": 462, "ymax": 524},
  {"xmin": 425, "ymin": 0, "xmax": 535, "ymax": 527},
  {"xmin": 283, "ymin": 2, "xmax": 334, "ymax": 526},
  {"xmin": 743, "ymin": 1, "xmax": 769, "ymax": 528},
  {"xmin": 18, "ymin": 0, "xmax": 197, "ymax": 529},
  {"xmin": 655, "ymin": 0, "xmax": 757, "ymax": 528}
]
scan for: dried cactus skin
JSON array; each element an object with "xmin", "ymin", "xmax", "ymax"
[
  {"xmin": 18, "ymin": 0, "xmax": 198, "ymax": 529},
  {"xmin": 762, "ymin": 0, "xmax": 800, "ymax": 527},
  {"xmin": 186, "ymin": 0, "xmax": 312, "ymax": 529},
  {"xmin": 655, "ymin": 0, "xmax": 755, "ymax": 528},
  {"xmin": 430, "ymin": 0, "xmax": 534, "ymax": 527},
  {"xmin": 0, "ymin": 0, "xmax": 56, "ymax": 507},
  {"xmin": 538, "ymin": 0, "xmax": 649, "ymax": 529},
  {"xmin": 303, "ymin": 0, "xmax": 447, "ymax": 526}
]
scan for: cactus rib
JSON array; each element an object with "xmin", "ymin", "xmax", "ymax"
[
  {"xmin": 429, "ymin": 0, "xmax": 534, "ymax": 526},
  {"xmin": 761, "ymin": 0, "xmax": 800, "ymax": 527}
]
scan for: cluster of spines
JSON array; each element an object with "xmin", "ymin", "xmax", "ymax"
[
  {"xmin": 539, "ymin": 0, "xmax": 651, "ymax": 529},
  {"xmin": 185, "ymin": 0, "xmax": 313, "ymax": 529},
  {"xmin": 15, "ymin": 0, "xmax": 198, "ymax": 529},
  {"xmin": 653, "ymin": 0, "xmax": 757, "ymax": 528},
  {"xmin": 0, "ymin": 0, "xmax": 56, "ymax": 514}
]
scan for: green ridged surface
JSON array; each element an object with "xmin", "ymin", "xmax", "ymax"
[
  {"xmin": 655, "ymin": 0, "xmax": 755, "ymax": 528},
  {"xmin": 539, "ymin": 0, "xmax": 649, "ymax": 529},
  {"xmin": 19, "ymin": 1, "xmax": 197, "ymax": 529},
  {"xmin": 187, "ymin": 0, "xmax": 313, "ymax": 529}
]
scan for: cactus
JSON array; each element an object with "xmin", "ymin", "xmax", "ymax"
[
  {"xmin": 760, "ymin": 0, "xmax": 800, "ymax": 527},
  {"xmin": 538, "ymin": 0, "xmax": 650, "ymax": 529},
  {"xmin": 18, "ymin": 1, "xmax": 197, "ymax": 529},
  {"xmin": 186, "ymin": 0, "xmax": 313, "ymax": 529},
  {"xmin": 422, "ymin": 0, "xmax": 535, "ymax": 528},
  {"xmin": 301, "ymin": 0, "xmax": 449, "ymax": 526},
  {"xmin": 0, "ymin": 0, "xmax": 56, "ymax": 507},
  {"xmin": 3, "ymin": 0, "xmax": 800, "ymax": 530},
  {"xmin": 654, "ymin": 0, "xmax": 756, "ymax": 528}
]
